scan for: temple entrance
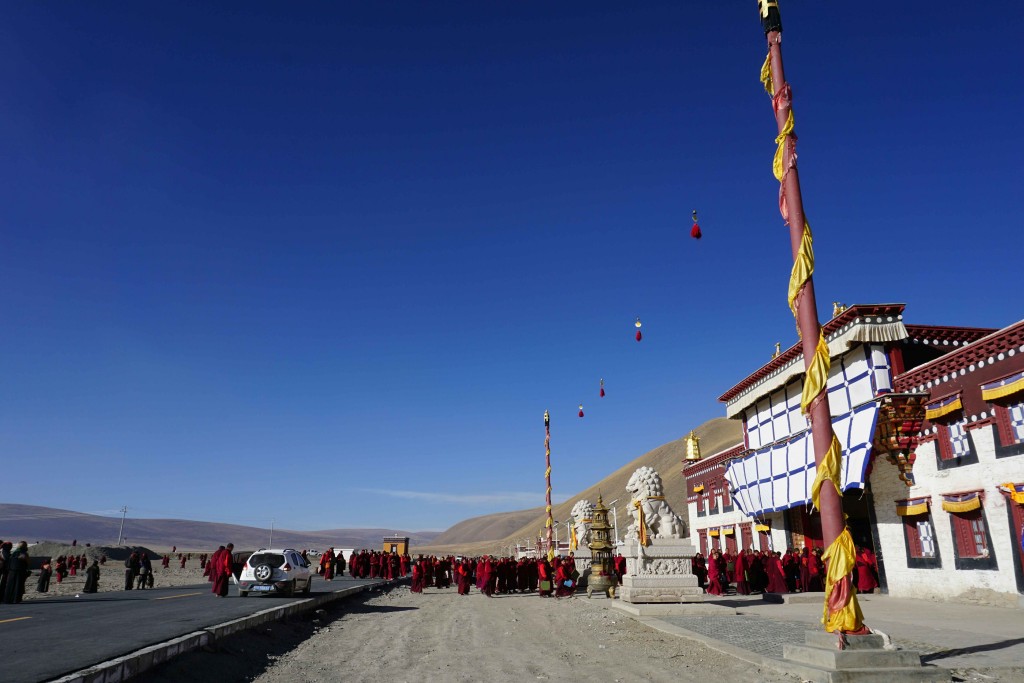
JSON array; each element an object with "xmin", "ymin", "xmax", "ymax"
[{"xmin": 783, "ymin": 488, "xmax": 887, "ymax": 591}]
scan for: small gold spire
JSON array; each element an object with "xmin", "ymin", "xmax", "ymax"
[
  {"xmin": 832, "ymin": 301, "xmax": 847, "ymax": 317},
  {"xmin": 684, "ymin": 430, "xmax": 702, "ymax": 462},
  {"xmin": 772, "ymin": 341, "xmax": 781, "ymax": 359}
]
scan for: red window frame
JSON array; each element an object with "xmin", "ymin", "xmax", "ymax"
[
  {"xmin": 721, "ymin": 480, "xmax": 732, "ymax": 508},
  {"xmin": 697, "ymin": 529, "xmax": 708, "ymax": 556},
  {"xmin": 993, "ymin": 402, "xmax": 1023, "ymax": 446},
  {"xmin": 950, "ymin": 509, "xmax": 988, "ymax": 559},
  {"xmin": 902, "ymin": 513, "xmax": 935, "ymax": 559}
]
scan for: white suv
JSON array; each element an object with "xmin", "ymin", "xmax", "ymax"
[{"xmin": 238, "ymin": 549, "xmax": 314, "ymax": 597}]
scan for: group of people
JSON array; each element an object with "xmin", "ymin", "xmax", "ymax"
[
  {"xmin": 692, "ymin": 545, "xmax": 879, "ymax": 596},
  {"xmin": 409, "ymin": 553, "xmax": 586, "ymax": 599}
]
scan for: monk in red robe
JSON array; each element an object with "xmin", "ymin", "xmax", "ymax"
[
  {"xmin": 319, "ymin": 548, "xmax": 335, "ymax": 581},
  {"xmin": 765, "ymin": 551, "xmax": 788, "ymax": 593},
  {"xmin": 734, "ymin": 550, "xmax": 749, "ymax": 595},
  {"xmin": 706, "ymin": 550, "xmax": 724, "ymax": 595},
  {"xmin": 855, "ymin": 546, "xmax": 879, "ymax": 593},
  {"xmin": 210, "ymin": 543, "xmax": 233, "ymax": 597}
]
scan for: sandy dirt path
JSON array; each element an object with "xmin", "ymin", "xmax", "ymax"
[{"xmin": 149, "ymin": 583, "xmax": 797, "ymax": 683}]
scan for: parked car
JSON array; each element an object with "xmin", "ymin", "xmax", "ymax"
[{"xmin": 238, "ymin": 548, "xmax": 313, "ymax": 597}]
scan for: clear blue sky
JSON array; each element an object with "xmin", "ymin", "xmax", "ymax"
[{"xmin": 2, "ymin": 2, "xmax": 1021, "ymax": 533}]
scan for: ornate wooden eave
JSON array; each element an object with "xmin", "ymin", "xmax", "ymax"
[{"xmin": 872, "ymin": 393, "xmax": 928, "ymax": 487}]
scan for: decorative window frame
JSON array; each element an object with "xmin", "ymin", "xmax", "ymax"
[
  {"xmin": 991, "ymin": 395, "xmax": 1024, "ymax": 459},
  {"xmin": 901, "ymin": 511, "xmax": 942, "ymax": 570},
  {"xmin": 932, "ymin": 413, "xmax": 980, "ymax": 469},
  {"xmin": 947, "ymin": 503, "xmax": 998, "ymax": 571}
]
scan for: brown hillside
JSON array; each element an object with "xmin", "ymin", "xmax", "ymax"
[
  {"xmin": 429, "ymin": 506, "xmax": 546, "ymax": 546},
  {"xmin": 417, "ymin": 416, "xmax": 742, "ymax": 556}
]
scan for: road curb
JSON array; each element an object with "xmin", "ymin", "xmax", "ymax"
[{"xmin": 48, "ymin": 580, "xmax": 397, "ymax": 683}]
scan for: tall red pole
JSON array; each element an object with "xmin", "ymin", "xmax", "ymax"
[
  {"xmin": 758, "ymin": 1, "xmax": 863, "ymax": 633},
  {"xmin": 544, "ymin": 410, "xmax": 554, "ymax": 560}
]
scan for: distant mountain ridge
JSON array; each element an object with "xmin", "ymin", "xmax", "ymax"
[{"xmin": 0, "ymin": 503, "xmax": 438, "ymax": 551}]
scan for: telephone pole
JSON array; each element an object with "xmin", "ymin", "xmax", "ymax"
[{"xmin": 116, "ymin": 506, "xmax": 128, "ymax": 546}]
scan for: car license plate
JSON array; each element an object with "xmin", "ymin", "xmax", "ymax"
[{"xmin": 252, "ymin": 585, "xmax": 272, "ymax": 591}]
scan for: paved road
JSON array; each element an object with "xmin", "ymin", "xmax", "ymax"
[{"xmin": 0, "ymin": 576, "xmax": 386, "ymax": 683}]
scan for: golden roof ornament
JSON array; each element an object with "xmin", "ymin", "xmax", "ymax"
[
  {"xmin": 772, "ymin": 341, "xmax": 781, "ymax": 359},
  {"xmin": 832, "ymin": 301, "xmax": 848, "ymax": 317},
  {"xmin": 684, "ymin": 430, "xmax": 702, "ymax": 462}
]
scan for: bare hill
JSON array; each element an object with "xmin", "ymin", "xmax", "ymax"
[
  {"xmin": 429, "ymin": 506, "xmax": 546, "ymax": 546},
  {"xmin": 0, "ymin": 503, "xmax": 438, "ymax": 551},
  {"xmin": 417, "ymin": 417, "xmax": 742, "ymax": 556}
]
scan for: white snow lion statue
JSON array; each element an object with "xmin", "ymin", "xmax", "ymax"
[
  {"xmin": 570, "ymin": 499, "xmax": 594, "ymax": 550},
  {"xmin": 624, "ymin": 466, "xmax": 686, "ymax": 542}
]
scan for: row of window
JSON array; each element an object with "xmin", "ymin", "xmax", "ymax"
[
  {"xmin": 934, "ymin": 398, "xmax": 1024, "ymax": 463},
  {"xmin": 694, "ymin": 482, "xmax": 732, "ymax": 517},
  {"xmin": 695, "ymin": 523, "xmax": 772, "ymax": 556},
  {"xmin": 903, "ymin": 507, "xmax": 995, "ymax": 570}
]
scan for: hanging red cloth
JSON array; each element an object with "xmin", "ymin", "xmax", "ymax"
[
  {"xmin": 599, "ymin": 379, "xmax": 605, "ymax": 398},
  {"xmin": 690, "ymin": 210, "xmax": 702, "ymax": 239},
  {"xmin": 578, "ymin": 404, "xmax": 585, "ymax": 418}
]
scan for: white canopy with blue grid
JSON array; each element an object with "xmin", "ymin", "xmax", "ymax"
[{"xmin": 725, "ymin": 401, "xmax": 880, "ymax": 517}]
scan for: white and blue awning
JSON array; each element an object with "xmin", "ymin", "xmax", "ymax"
[{"xmin": 724, "ymin": 400, "xmax": 880, "ymax": 518}]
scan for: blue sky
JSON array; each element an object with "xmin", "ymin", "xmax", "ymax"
[{"xmin": 2, "ymin": 2, "xmax": 1021, "ymax": 533}]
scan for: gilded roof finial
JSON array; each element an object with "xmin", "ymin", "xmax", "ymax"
[
  {"xmin": 832, "ymin": 301, "xmax": 847, "ymax": 317},
  {"xmin": 772, "ymin": 341, "xmax": 781, "ymax": 359}
]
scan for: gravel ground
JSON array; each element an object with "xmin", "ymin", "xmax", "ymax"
[{"xmin": 148, "ymin": 583, "xmax": 799, "ymax": 683}]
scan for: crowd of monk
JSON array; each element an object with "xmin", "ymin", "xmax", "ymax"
[
  {"xmin": 3, "ymin": 537, "xmax": 880, "ymax": 603},
  {"xmin": 691, "ymin": 546, "xmax": 879, "ymax": 596}
]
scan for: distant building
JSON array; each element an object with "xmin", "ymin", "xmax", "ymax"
[
  {"xmin": 684, "ymin": 304, "xmax": 1024, "ymax": 604},
  {"xmin": 383, "ymin": 535, "xmax": 409, "ymax": 555}
]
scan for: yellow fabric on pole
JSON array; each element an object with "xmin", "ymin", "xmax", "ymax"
[
  {"xmin": 982, "ymin": 377, "xmax": 1024, "ymax": 401},
  {"xmin": 632, "ymin": 500, "xmax": 649, "ymax": 546},
  {"xmin": 942, "ymin": 495, "xmax": 981, "ymax": 513},
  {"xmin": 773, "ymin": 109, "xmax": 794, "ymax": 181},
  {"xmin": 761, "ymin": 52, "xmax": 774, "ymax": 95},
  {"xmin": 788, "ymin": 222, "xmax": 815, "ymax": 321},
  {"xmin": 811, "ymin": 434, "xmax": 844, "ymax": 512},
  {"xmin": 821, "ymin": 528, "xmax": 864, "ymax": 633},
  {"xmin": 801, "ymin": 332, "xmax": 831, "ymax": 415}
]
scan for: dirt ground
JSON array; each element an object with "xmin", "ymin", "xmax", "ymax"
[{"xmin": 148, "ymin": 583, "xmax": 798, "ymax": 683}]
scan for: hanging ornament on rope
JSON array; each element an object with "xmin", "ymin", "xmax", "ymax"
[
  {"xmin": 690, "ymin": 209, "xmax": 702, "ymax": 240},
  {"xmin": 599, "ymin": 378, "xmax": 605, "ymax": 398},
  {"xmin": 578, "ymin": 403, "xmax": 585, "ymax": 418},
  {"xmin": 635, "ymin": 317, "xmax": 643, "ymax": 342}
]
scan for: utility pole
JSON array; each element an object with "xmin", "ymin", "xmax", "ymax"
[
  {"xmin": 757, "ymin": 0, "xmax": 863, "ymax": 633},
  {"xmin": 116, "ymin": 506, "xmax": 128, "ymax": 546},
  {"xmin": 269, "ymin": 519, "xmax": 274, "ymax": 548}
]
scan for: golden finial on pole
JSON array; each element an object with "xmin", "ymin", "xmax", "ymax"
[
  {"xmin": 684, "ymin": 430, "xmax": 702, "ymax": 462},
  {"xmin": 772, "ymin": 341, "xmax": 782, "ymax": 359}
]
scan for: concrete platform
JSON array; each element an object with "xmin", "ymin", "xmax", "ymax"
[{"xmin": 610, "ymin": 600, "xmax": 736, "ymax": 617}]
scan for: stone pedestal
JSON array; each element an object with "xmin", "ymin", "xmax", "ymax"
[
  {"xmin": 619, "ymin": 539, "xmax": 704, "ymax": 604},
  {"xmin": 783, "ymin": 632, "xmax": 950, "ymax": 682}
]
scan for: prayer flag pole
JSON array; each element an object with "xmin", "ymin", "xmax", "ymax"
[
  {"xmin": 544, "ymin": 410, "xmax": 555, "ymax": 561},
  {"xmin": 756, "ymin": 0, "xmax": 866, "ymax": 634}
]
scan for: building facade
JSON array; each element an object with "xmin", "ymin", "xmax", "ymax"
[{"xmin": 685, "ymin": 304, "xmax": 1024, "ymax": 605}]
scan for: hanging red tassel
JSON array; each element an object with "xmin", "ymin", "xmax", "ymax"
[
  {"xmin": 599, "ymin": 379, "xmax": 605, "ymax": 398},
  {"xmin": 690, "ymin": 209, "xmax": 702, "ymax": 239},
  {"xmin": 635, "ymin": 317, "xmax": 642, "ymax": 342},
  {"xmin": 635, "ymin": 330, "xmax": 642, "ymax": 342},
  {"xmin": 578, "ymin": 404, "xmax": 584, "ymax": 418}
]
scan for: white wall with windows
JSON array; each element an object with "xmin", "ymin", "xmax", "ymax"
[{"xmin": 872, "ymin": 424, "xmax": 1022, "ymax": 605}]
